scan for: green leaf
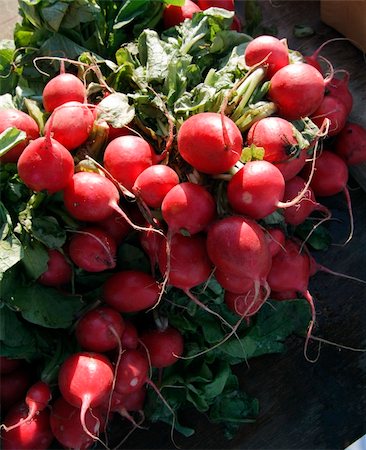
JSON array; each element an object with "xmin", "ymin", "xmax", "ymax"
[
  {"xmin": 0, "ymin": 40, "xmax": 18, "ymax": 95},
  {"xmin": 32, "ymin": 216, "xmax": 67, "ymax": 249},
  {"xmin": 0, "ymin": 94, "xmax": 16, "ymax": 109},
  {"xmin": 294, "ymin": 221, "xmax": 332, "ymax": 251},
  {"xmin": 0, "ymin": 127, "xmax": 27, "ymax": 157},
  {"xmin": 22, "ymin": 239, "xmax": 49, "ymax": 280},
  {"xmin": 0, "ymin": 234, "xmax": 23, "ymax": 274},
  {"xmin": 24, "ymin": 98, "xmax": 45, "ymax": 132},
  {"xmin": 7, "ymin": 283, "xmax": 83, "ymax": 329},
  {"xmin": 202, "ymin": 361, "xmax": 231, "ymax": 400},
  {"xmin": 97, "ymin": 93, "xmax": 135, "ymax": 128},
  {"xmin": 240, "ymin": 144, "xmax": 265, "ymax": 163},
  {"xmin": 41, "ymin": 2, "xmax": 69, "ymax": 32}
]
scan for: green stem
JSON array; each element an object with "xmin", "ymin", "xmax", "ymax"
[
  {"xmin": 181, "ymin": 33, "xmax": 206, "ymax": 55},
  {"xmin": 234, "ymin": 102, "xmax": 277, "ymax": 132}
]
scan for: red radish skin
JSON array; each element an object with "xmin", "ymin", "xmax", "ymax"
[
  {"xmin": 17, "ymin": 136, "xmax": 74, "ymax": 194},
  {"xmin": 115, "ymin": 350, "xmax": 149, "ymax": 395},
  {"xmin": 246, "ymin": 117, "xmax": 307, "ymax": 181},
  {"xmin": 42, "ymin": 72, "xmax": 86, "ymax": 113},
  {"xmin": 0, "ymin": 109, "xmax": 39, "ymax": 163},
  {"xmin": 177, "ymin": 112, "xmax": 243, "ymax": 174},
  {"xmin": 103, "ymin": 136, "xmax": 154, "ymax": 191},
  {"xmin": 326, "ymin": 74, "xmax": 353, "ymax": 116},
  {"xmin": 334, "ymin": 122, "xmax": 366, "ymax": 166},
  {"xmin": 38, "ymin": 249, "xmax": 72, "ymax": 286},
  {"xmin": 227, "ymin": 160, "xmax": 285, "ymax": 219},
  {"xmin": 50, "ymin": 396, "xmax": 103, "ymax": 450},
  {"xmin": 44, "ymin": 101, "xmax": 94, "ymax": 151},
  {"xmin": 265, "ymin": 228, "xmax": 286, "ymax": 258},
  {"xmin": 161, "ymin": 182, "xmax": 216, "ymax": 234},
  {"xmin": 108, "ymin": 388, "xmax": 146, "ymax": 413},
  {"xmin": 103, "ymin": 270, "xmax": 160, "ymax": 313},
  {"xmin": 69, "ymin": 227, "xmax": 117, "ymax": 272},
  {"xmin": 121, "ymin": 321, "xmax": 139, "ymax": 350},
  {"xmin": 269, "ymin": 63, "xmax": 326, "ymax": 120},
  {"xmin": 133, "ymin": 165, "xmax": 180, "ymax": 209},
  {"xmin": 197, "ymin": 0, "xmax": 235, "ymax": 9},
  {"xmin": 310, "ymin": 96, "xmax": 348, "ymax": 137},
  {"xmin": 163, "ymin": 0, "xmax": 201, "ymax": 28},
  {"xmin": 0, "ymin": 357, "xmax": 22, "ymax": 375},
  {"xmin": 2, "ymin": 381, "xmax": 52, "ymax": 432},
  {"xmin": 75, "ymin": 306, "xmax": 125, "ymax": 352},
  {"xmin": 63, "ymin": 171, "xmax": 121, "ymax": 222},
  {"xmin": 1, "ymin": 402, "xmax": 53, "ymax": 450},
  {"xmin": 58, "ymin": 352, "xmax": 114, "ymax": 440},
  {"xmin": 140, "ymin": 327, "xmax": 184, "ymax": 368},
  {"xmin": 97, "ymin": 210, "xmax": 131, "ymax": 245},
  {"xmin": 244, "ymin": 35, "xmax": 289, "ymax": 79},
  {"xmin": 215, "ymin": 268, "xmax": 254, "ymax": 294},
  {"xmin": 271, "ymin": 290, "xmax": 298, "ymax": 301},
  {"xmin": 0, "ymin": 370, "xmax": 31, "ymax": 413}
]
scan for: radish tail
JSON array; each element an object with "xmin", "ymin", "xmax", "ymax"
[
  {"xmin": 79, "ymin": 399, "xmax": 107, "ymax": 450},
  {"xmin": 316, "ymin": 263, "xmax": 366, "ymax": 285},
  {"xmin": 1, "ymin": 404, "xmax": 37, "ymax": 432},
  {"xmin": 302, "ymin": 290, "xmax": 318, "ymax": 363}
]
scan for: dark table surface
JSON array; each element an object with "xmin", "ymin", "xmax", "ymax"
[{"xmin": 114, "ymin": 2, "xmax": 366, "ymax": 449}]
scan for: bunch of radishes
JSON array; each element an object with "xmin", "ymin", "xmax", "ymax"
[{"xmin": 1, "ymin": 9, "xmax": 366, "ymax": 449}]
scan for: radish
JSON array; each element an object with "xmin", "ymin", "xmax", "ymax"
[
  {"xmin": 0, "ymin": 109, "xmax": 39, "ymax": 163},
  {"xmin": 114, "ymin": 349, "xmax": 149, "ymax": 395},
  {"xmin": 68, "ymin": 227, "xmax": 117, "ymax": 272},
  {"xmin": 75, "ymin": 306, "xmax": 125, "ymax": 352},
  {"xmin": 215, "ymin": 268, "xmax": 254, "ymax": 294},
  {"xmin": 0, "ymin": 369, "xmax": 31, "ymax": 413},
  {"xmin": 42, "ymin": 72, "xmax": 86, "ymax": 113},
  {"xmin": 17, "ymin": 136, "xmax": 74, "ymax": 194},
  {"xmin": 140, "ymin": 327, "xmax": 184, "ymax": 368},
  {"xmin": 282, "ymin": 176, "xmax": 330, "ymax": 226},
  {"xmin": 44, "ymin": 101, "xmax": 94, "ymax": 151},
  {"xmin": 246, "ymin": 117, "xmax": 307, "ymax": 181},
  {"xmin": 334, "ymin": 122, "xmax": 366, "ymax": 166},
  {"xmin": 326, "ymin": 73, "xmax": 353, "ymax": 116},
  {"xmin": 50, "ymin": 396, "xmax": 104, "ymax": 450},
  {"xmin": 103, "ymin": 270, "xmax": 160, "ymax": 313},
  {"xmin": 163, "ymin": 0, "xmax": 202, "ymax": 29},
  {"xmin": 244, "ymin": 35, "xmax": 289, "ymax": 79},
  {"xmin": 97, "ymin": 209, "xmax": 131, "ymax": 245},
  {"xmin": 58, "ymin": 352, "xmax": 114, "ymax": 440},
  {"xmin": 0, "ymin": 357, "xmax": 22, "ymax": 375},
  {"xmin": 1, "ymin": 402, "xmax": 53, "ymax": 450},
  {"xmin": 38, "ymin": 249, "xmax": 72, "ymax": 286},
  {"xmin": 107, "ymin": 387, "xmax": 146, "ymax": 416},
  {"xmin": 225, "ymin": 288, "xmax": 267, "ymax": 318},
  {"xmin": 121, "ymin": 320, "xmax": 139, "ymax": 350},
  {"xmin": 310, "ymin": 96, "xmax": 348, "ymax": 137},
  {"xmin": 132, "ymin": 165, "xmax": 180, "ymax": 209},
  {"xmin": 264, "ymin": 228, "xmax": 286, "ymax": 258},
  {"xmin": 268, "ymin": 63, "xmax": 326, "ymax": 120},
  {"xmin": 139, "ymin": 223, "xmax": 165, "ymax": 275},
  {"xmin": 1, "ymin": 381, "xmax": 52, "ymax": 432},
  {"xmin": 103, "ymin": 135, "xmax": 154, "ymax": 191},
  {"xmin": 161, "ymin": 182, "xmax": 216, "ymax": 234},
  {"xmin": 197, "ymin": 0, "xmax": 235, "ymax": 10},
  {"xmin": 177, "ymin": 112, "xmax": 243, "ymax": 174}
]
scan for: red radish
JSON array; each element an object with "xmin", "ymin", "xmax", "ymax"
[
  {"xmin": 197, "ymin": 0, "xmax": 235, "ymax": 9},
  {"xmin": 326, "ymin": 74, "xmax": 353, "ymax": 116},
  {"xmin": 244, "ymin": 35, "xmax": 289, "ymax": 79},
  {"xmin": 265, "ymin": 228, "xmax": 286, "ymax": 258},
  {"xmin": 103, "ymin": 135, "xmax": 154, "ymax": 191},
  {"xmin": 334, "ymin": 122, "xmax": 366, "ymax": 166},
  {"xmin": 108, "ymin": 387, "xmax": 146, "ymax": 413},
  {"xmin": 17, "ymin": 136, "xmax": 74, "ymax": 194},
  {"xmin": 206, "ymin": 216, "xmax": 272, "ymax": 282},
  {"xmin": 42, "ymin": 72, "xmax": 86, "ymax": 113},
  {"xmin": 269, "ymin": 63, "xmax": 326, "ymax": 120},
  {"xmin": 139, "ymin": 223, "xmax": 165, "ymax": 274},
  {"xmin": 2, "ymin": 381, "xmax": 52, "ymax": 432},
  {"xmin": 121, "ymin": 321, "xmax": 139, "ymax": 350},
  {"xmin": 44, "ymin": 101, "xmax": 94, "ymax": 150},
  {"xmin": 38, "ymin": 249, "xmax": 72, "ymax": 286},
  {"xmin": 97, "ymin": 209, "xmax": 131, "ymax": 245},
  {"xmin": 103, "ymin": 270, "xmax": 160, "ymax": 313},
  {"xmin": 0, "ymin": 357, "xmax": 22, "ymax": 375},
  {"xmin": 310, "ymin": 96, "xmax": 347, "ymax": 137},
  {"xmin": 50, "ymin": 396, "xmax": 104, "ymax": 450},
  {"xmin": 215, "ymin": 268, "xmax": 254, "ymax": 294},
  {"xmin": 0, "ymin": 109, "xmax": 39, "ymax": 163},
  {"xmin": 75, "ymin": 306, "xmax": 125, "ymax": 352},
  {"xmin": 161, "ymin": 182, "xmax": 216, "ymax": 234},
  {"xmin": 158, "ymin": 233, "xmax": 212, "ymax": 291},
  {"xmin": 270, "ymin": 290, "xmax": 298, "ymax": 301},
  {"xmin": 225, "ymin": 288, "xmax": 267, "ymax": 317},
  {"xmin": 58, "ymin": 352, "xmax": 114, "ymax": 439},
  {"xmin": 63, "ymin": 171, "xmax": 121, "ymax": 222},
  {"xmin": 133, "ymin": 165, "xmax": 180, "ymax": 209},
  {"xmin": 68, "ymin": 227, "xmax": 117, "ymax": 272},
  {"xmin": 1, "ymin": 402, "xmax": 53, "ymax": 450},
  {"xmin": 177, "ymin": 112, "xmax": 243, "ymax": 174},
  {"xmin": 107, "ymin": 124, "xmax": 134, "ymax": 142},
  {"xmin": 230, "ymin": 15, "xmax": 242, "ymax": 31},
  {"xmin": 163, "ymin": 0, "xmax": 201, "ymax": 29},
  {"xmin": 282, "ymin": 176, "xmax": 329, "ymax": 226},
  {"xmin": 0, "ymin": 369, "xmax": 31, "ymax": 412},
  {"xmin": 115, "ymin": 349, "xmax": 149, "ymax": 395},
  {"xmin": 227, "ymin": 160, "xmax": 285, "ymax": 219},
  {"xmin": 140, "ymin": 327, "xmax": 184, "ymax": 368},
  {"xmin": 246, "ymin": 117, "xmax": 307, "ymax": 181}
]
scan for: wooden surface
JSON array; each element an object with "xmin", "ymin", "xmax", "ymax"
[{"xmin": 1, "ymin": 1, "xmax": 366, "ymax": 449}]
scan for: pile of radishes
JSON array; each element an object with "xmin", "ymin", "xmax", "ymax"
[{"xmin": 1, "ymin": 3, "xmax": 366, "ymax": 449}]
